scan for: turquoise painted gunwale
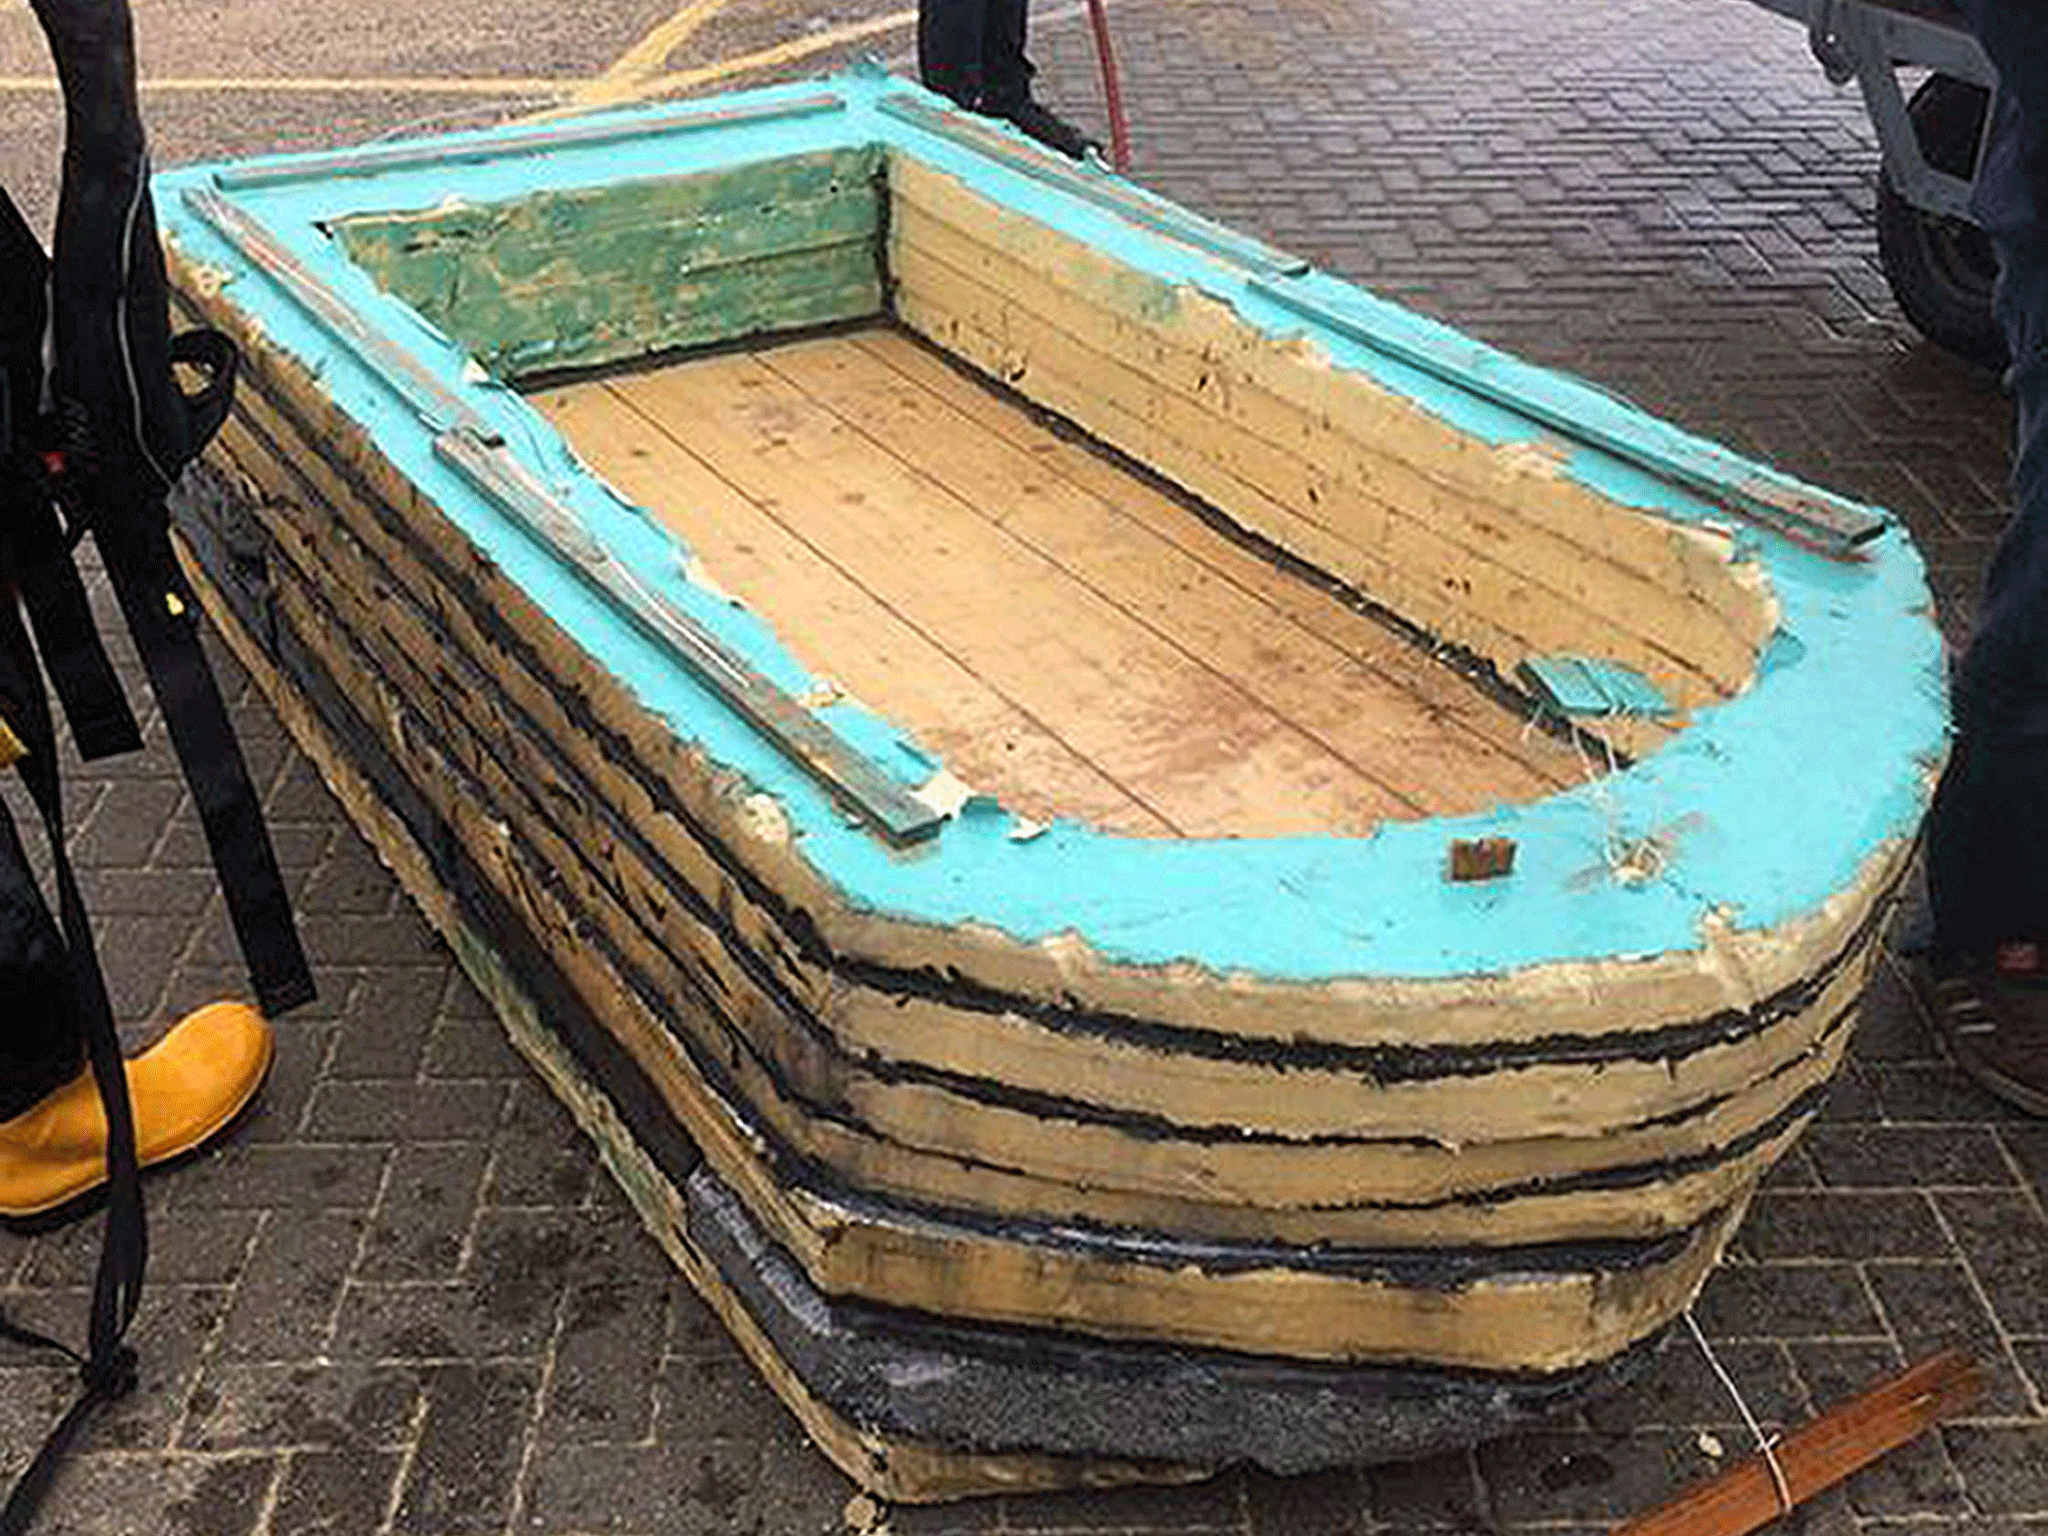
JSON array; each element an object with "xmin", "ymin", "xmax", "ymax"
[{"xmin": 156, "ymin": 69, "xmax": 1950, "ymax": 986}]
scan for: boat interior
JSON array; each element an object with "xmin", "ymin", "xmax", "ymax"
[{"xmin": 333, "ymin": 143, "xmax": 1777, "ymax": 838}]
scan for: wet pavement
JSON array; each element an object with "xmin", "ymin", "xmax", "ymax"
[{"xmin": 2, "ymin": 0, "xmax": 2045, "ymax": 1531}]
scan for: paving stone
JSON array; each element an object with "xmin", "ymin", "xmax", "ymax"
[
  {"xmin": 1933, "ymin": 1192, "xmax": 2048, "ymax": 1339},
  {"xmin": 180, "ymin": 1361, "xmax": 422, "ymax": 1451},
  {"xmin": 1475, "ymin": 1429, "xmax": 1702, "ymax": 1528},
  {"xmin": 163, "ymin": 1141, "xmax": 390, "ymax": 1214},
  {"xmin": 1362, "ymin": 1449, "xmax": 1486, "ymax": 1529},
  {"xmin": 1002, "ymin": 1470, "xmax": 1248, "ymax": 1532},
  {"xmin": 659, "ymin": 1352, "xmax": 798, "ymax": 1449},
  {"xmin": 1582, "ymin": 1336, "xmax": 1804, "ymax": 1435},
  {"xmin": 2000, "ymin": 1125, "xmax": 2048, "ymax": 1207},
  {"xmin": 1691, "ymin": 1261, "xmax": 1884, "ymax": 1341},
  {"xmin": 394, "ymin": 1362, "xmax": 538, "ymax": 1534},
  {"xmin": 421, "ymin": 1007, "xmax": 525, "ymax": 1082},
  {"xmin": 303, "ymin": 1079, "xmax": 506, "ymax": 1144},
  {"xmin": 1807, "ymin": 1126, "xmax": 2018, "ymax": 1190},
  {"xmin": 1870, "ymin": 1062, "xmax": 2031, "ymax": 1124},
  {"xmin": 484, "ymin": 1082, "xmax": 597, "ymax": 1209},
  {"xmin": 214, "ymin": 1212, "xmax": 368, "ymax": 1364},
  {"xmin": 2016, "ymin": 1341, "xmax": 2048, "ymax": 1415},
  {"xmin": 1865, "ymin": 1262, "xmax": 2039, "ymax": 1419},
  {"xmin": 1942, "ymin": 1424, "xmax": 2048, "ymax": 1517},
  {"xmin": 887, "ymin": 1496, "xmax": 1004, "ymax": 1535},
  {"xmin": 357, "ymin": 1143, "xmax": 489, "ymax": 1282},
  {"xmin": 21, "ymin": 1451, "xmax": 279, "ymax": 1536},
  {"xmin": 327, "ymin": 1276, "xmax": 560, "ymax": 1362},
  {"xmin": 1242, "ymin": 1466, "xmax": 1371, "ymax": 1536},
  {"xmin": 1787, "ymin": 1339, "xmax": 1909, "ymax": 1414},
  {"xmin": 538, "ymin": 1280, "xmax": 667, "ymax": 1445},
  {"xmin": 521, "ymin": 1438, "xmax": 758, "ymax": 1533},
  {"xmin": 272, "ymin": 1445, "xmax": 405, "ymax": 1536},
  {"xmin": 328, "ymin": 965, "xmax": 446, "ymax": 1080},
  {"xmin": 1735, "ymin": 1191, "xmax": 1949, "ymax": 1263},
  {"xmin": 22, "ymin": 1207, "xmax": 258, "ymax": 1288},
  {"xmin": 1837, "ymin": 1428, "xmax": 1970, "ymax": 1521}
]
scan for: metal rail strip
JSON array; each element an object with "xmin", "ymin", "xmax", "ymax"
[
  {"xmin": 181, "ymin": 185, "xmax": 943, "ymax": 846},
  {"xmin": 1248, "ymin": 276, "xmax": 1888, "ymax": 556}
]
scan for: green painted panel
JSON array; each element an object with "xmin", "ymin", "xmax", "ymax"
[{"xmin": 333, "ymin": 147, "xmax": 884, "ymax": 378}]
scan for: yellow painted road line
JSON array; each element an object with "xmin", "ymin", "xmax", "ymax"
[
  {"xmin": 544, "ymin": 0, "xmax": 1090, "ymax": 118},
  {"xmin": 525, "ymin": 5, "xmax": 919, "ymax": 122},
  {"xmin": 0, "ymin": 73, "xmax": 572, "ymax": 96},
  {"xmin": 570, "ymin": 0, "xmax": 730, "ymax": 108}
]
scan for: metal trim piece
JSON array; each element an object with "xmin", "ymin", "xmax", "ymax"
[
  {"xmin": 186, "ymin": 184, "xmax": 939, "ymax": 845},
  {"xmin": 876, "ymin": 92, "xmax": 1309, "ymax": 278},
  {"xmin": 213, "ymin": 93, "xmax": 849, "ymax": 192},
  {"xmin": 1248, "ymin": 276, "xmax": 1888, "ymax": 557},
  {"xmin": 433, "ymin": 428, "xmax": 944, "ymax": 847},
  {"xmin": 183, "ymin": 185, "xmax": 499, "ymax": 439}
]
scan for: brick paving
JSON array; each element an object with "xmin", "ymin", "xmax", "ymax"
[{"xmin": 3, "ymin": 0, "xmax": 2046, "ymax": 1531}]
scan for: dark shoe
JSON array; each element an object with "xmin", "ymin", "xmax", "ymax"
[
  {"xmin": 1913, "ymin": 957, "xmax": 2048, "ymax": 1118},
  {"xmin": 992, "ymin": 97, "xmax": 1097, "ymax": 160}
]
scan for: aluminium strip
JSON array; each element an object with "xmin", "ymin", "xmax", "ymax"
[
  {"xmin": 876, "ymin": 92, "xmax": 1309, "ymax": 278},
  {"xmin": 1248, "ymin": 276, "xmax": 1887, "ymax": 556},
  {"xmin": 184, "ymin": 184, "xmax": 940, "ymax": 845},
  {"xmin": 213, "ymin": 93, "xmax": 849, "ymax": 192},
  {"xmin": 433, "ymin": 428, "xmax": 944, "ymax": 847},
  {"xmin": 183, "ymin": 185, "xmax": 498, "ymax": 440}
]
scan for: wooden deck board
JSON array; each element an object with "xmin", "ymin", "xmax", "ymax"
[{"xmin": 534, "ymin": 328, "xmax": 1589, "ymax": 838}]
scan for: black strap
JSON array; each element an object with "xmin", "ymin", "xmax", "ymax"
[
  {"xmin": 19, "ymin": 552, "xmax": 143, "ymax": 764},
  {"xmin": 85, "ymin": 501, "xmax": 314, "ymax": 1018},
  {"xmin": 0, "ymin": 187, "xmax": 141, "ymax": 769},
  {"xmin": 0, "ymin": 599, "xmax": 147, "ymax": 1536}
]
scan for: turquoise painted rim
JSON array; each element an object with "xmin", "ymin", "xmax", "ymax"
[{"xmin": 157, "ymin": 69, "xmax": 1950, "ymax": 986}]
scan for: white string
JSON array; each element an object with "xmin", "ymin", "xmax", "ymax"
[{"xmin": 1684, "ymin": 1308, "xmax": 1794, "ymax": 1515}]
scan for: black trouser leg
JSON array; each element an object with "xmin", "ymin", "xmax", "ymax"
[
  {"xmin": 0, "ymin": 807, "xmax": 82, "ymax": 1122},
  {"xmin": 920, "ymin": 0, "xmax": 1032, "ymax": 111},
  {"xmin": 979, "ymin": 0, "xmax": 1033, "ymax": 112},
  {"xmin": 919, "ymin": 0, "xmax": 989, "ymax": 108},
  {"xmin": 1930, "ymin": 7, "xmax": 2048, "ymax": 963}
]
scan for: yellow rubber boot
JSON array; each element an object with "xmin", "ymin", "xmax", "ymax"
[{"xmin": 0, "ymin": 1001, "xmax": 275, "ymax": 1218}]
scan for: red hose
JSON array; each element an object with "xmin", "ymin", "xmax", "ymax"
[{"xmin": 1084, "ymin": 0, "xmax": 1131, "ymax": 172}]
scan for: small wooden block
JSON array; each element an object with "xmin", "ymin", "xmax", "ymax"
[{"xmin": 1448, "ymin": 837, "xmax": 1517, "ymax": 882}]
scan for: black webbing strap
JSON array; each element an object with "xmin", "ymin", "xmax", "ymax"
[
  {"xmin": 0, "ymin": 188, "xmax": 140, "ymax": 769},
  {"xmin": 88, "ymin": 504, "xmax": 314, "ymax": 1017},
  {"xmin": 16, "ymin": 554, "xmax": 142, "ymax": 765},
  {"xmin": 0, "ymin": 600, "xmax": 147, "ymax": 1536},
  {"xmin": 29, "ymin": 0, "xmax": 313, "ymax": 1019}
]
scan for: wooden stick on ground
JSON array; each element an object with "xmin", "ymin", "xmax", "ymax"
[{"xmin": 1613, "ymin": 1350, "xmax": 1983, "ymax": 1536}]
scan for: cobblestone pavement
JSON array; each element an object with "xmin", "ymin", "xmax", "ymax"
[{"xmin": 3, "ymin": 0, "xmax": 2046, "ymax": 1531}]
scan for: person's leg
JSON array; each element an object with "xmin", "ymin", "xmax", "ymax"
[
  {"xmin": 0, "ymin": 809, "xmax": 83, "ymax": 1124},
  {"xmin": 981, "ymin": 0, "xmax": 1096, "ymax": 158},
  {"xmin": 919, "ymin": 0, "xmax": 989, "ymax": 109},
  {"xmin": 1923, "ymin": 7, "xmax": 2048, "ymax": 1110},
  {"xmin": 976, "ymin": 0, "xmax": 1032, "ymax": 111}
]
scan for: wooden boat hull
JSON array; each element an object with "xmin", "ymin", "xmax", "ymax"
[{"xmin": 159, "ymin": 71, "xmax": 1946, "ymax": 1498}]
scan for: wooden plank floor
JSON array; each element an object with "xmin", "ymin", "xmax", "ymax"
[{"xmin": 531, "ymin": 327, "xmax": 1590, "ymax": 840}]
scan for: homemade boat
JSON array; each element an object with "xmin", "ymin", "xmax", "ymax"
[{"xmin": 158, "ymin": 68, "xmax": 1947, "ymax": 1500}]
